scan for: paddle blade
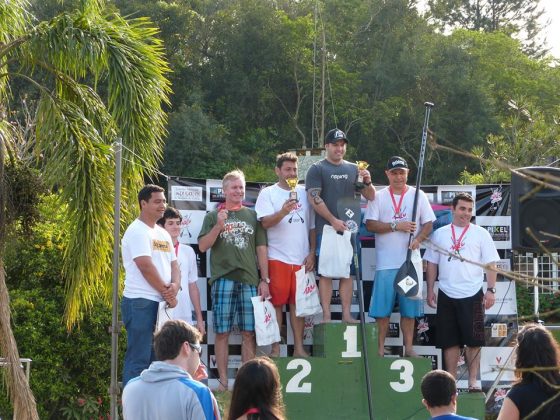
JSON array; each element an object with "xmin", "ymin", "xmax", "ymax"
[{"xmin": 394, "ymin": 260, "xmax": 419, "ymax": 297}]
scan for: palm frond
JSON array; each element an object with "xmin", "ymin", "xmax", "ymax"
[{"xmin": 20, "ymin": 3, "xmax": 171, "ymax": 326}]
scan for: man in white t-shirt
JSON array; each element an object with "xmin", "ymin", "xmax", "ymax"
[
  {"xmin": 121, "ymin": 184, "xmax": 181, "ymax": 386},
  {"xmin": 365, "ymin": 156, "xmax": 436, "ymax": 357},
  {"xmin": 157, "ymin": 207, "xmax": 205, "ymax": 335},
  {"xmin": 424, "ymin": 192, "xmax": 499, "ymax": 390},
  {"xmin": 255, "ymin": 152, "xmax": 316, "ymax": 357}
]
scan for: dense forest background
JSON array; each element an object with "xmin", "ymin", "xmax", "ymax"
[{"xmin": 16, "ymin": 0, "xmax": 560, "ymax": 185}]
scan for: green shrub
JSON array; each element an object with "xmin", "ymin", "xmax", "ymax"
[{"xmin": 1, "ymin": 195, "xmax": 125, "ymax": 419}]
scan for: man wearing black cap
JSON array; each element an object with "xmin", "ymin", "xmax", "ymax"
[
  {"xmin": 305, "ymin": 128, "xmax": 375, "ymax": 323},
  {"xmin": 365, "ymin": 156, "xmax": 435, "ymax": 356}
]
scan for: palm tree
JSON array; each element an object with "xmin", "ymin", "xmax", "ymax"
[{"xmin": 1, "ymin": 0, "xmax": 171, "ymax": 417}]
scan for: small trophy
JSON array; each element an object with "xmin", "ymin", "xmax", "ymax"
[
  {"xmin": 356, "ymin": 160, "xmax": 369, "ymax": 189},
  {"xmin": 286, "ymin": 177, "xmax": 299, "ymax": 201}
]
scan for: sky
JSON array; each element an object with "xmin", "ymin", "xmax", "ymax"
[{"xmin": 541, "ymin": 0, "xmax": 560, "ymax": 58}]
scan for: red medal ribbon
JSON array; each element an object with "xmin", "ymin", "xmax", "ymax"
[
  {"xmin": 174, "ymin": 241, "xmax": 179, "ymax": 256},
  {"xmin": 389, "ymin": 186, "xmax": 408, "ymax": 219},
  {"xmin": 451, "ymin": 224, "xmax": 470, "ymax": 252}
]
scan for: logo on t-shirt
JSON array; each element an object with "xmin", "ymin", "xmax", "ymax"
[
  {"xmin": 221, "ymin": 219, "xmax": 254, "ymax": 249},
  {"xmin": 152, "ymin": 240, "xmax": 171, "ymax": 252}
]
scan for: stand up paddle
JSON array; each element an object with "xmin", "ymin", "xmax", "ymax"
[
  {"xmin": 394, "ymin": 101, "xmax": 434, "ymax": 297},
  {"xmin": 337, "ymin": 196, "xmax": 374, "ymax": 420}
]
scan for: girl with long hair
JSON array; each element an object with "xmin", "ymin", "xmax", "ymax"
[
  {"xmin": 228, "ymin": 357, "xmax": 285, "ymax": 420},
  {"xmin": 497, "ymin": 323, "xmax": 560, "ymax": 420}
]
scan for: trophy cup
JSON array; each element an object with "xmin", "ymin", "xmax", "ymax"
[
  {"xmin": 356, "ymin": 160, "xmax": 369, "ymax": 189},
  {"xmin": 286, "ymin": 177, "xmax": 299, "ymax": 201}
]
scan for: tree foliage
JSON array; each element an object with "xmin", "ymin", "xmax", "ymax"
[
  {"xmin": 1, "ymin": 0, "xmax": 170, "ymax": 416},
  {"xmin": 426, "ymin": 0, "xmax": 548, "ymax": 57}
]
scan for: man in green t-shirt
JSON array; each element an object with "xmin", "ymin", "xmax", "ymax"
[{"xmin": 198, "ymin": 170, "xmax": 269, "ymax": 391}]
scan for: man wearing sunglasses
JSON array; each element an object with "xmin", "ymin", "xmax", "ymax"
[{"xmin": 123, "ymin": 320, "xmax": 221, "ymax": 420}]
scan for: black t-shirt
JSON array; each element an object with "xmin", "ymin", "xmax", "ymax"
[{"xmin": 507, "ymin": 382, "xmax": 554, "ymax": 419}]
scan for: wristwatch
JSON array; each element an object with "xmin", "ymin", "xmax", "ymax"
[
  {"xmin": 390, "ymin": 221, "xmax": 398, "ymax": 232},
  {"xmin": 487, "ymin": 287, "xmax": 496, "ymax": 294},
  {"xmin": 261, "ymin": 278, "xmax": 270, "ymax": 284}
]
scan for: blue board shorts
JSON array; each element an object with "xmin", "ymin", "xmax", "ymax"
[{"xmin": 368, "ymin": 269, "xmax": 423, "ymax": 318}]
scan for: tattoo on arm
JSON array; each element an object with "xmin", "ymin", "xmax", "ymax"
[{"xmin": 309, "ymin": 188, "xmax": 323, "ymax": 205}]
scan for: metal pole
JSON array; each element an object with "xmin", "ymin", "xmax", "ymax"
[
  {"xmin": 352, "ymin": 233, "xmax": 374, "ymax": 420},
  {"xmin": 110, "ymin": 138, "xmax": 123, "ymax": 419}
]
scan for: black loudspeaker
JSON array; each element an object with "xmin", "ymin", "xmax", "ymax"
[{"xmin": 511, "ymin": 166, "xmax": 560, "ymax": 251}]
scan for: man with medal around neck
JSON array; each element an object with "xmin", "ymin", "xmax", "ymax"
[
  {"xmin": 424, "ymin": 192, "xmax": 499, "ymax": 390},
  {"xmin": 305, "ymin": 128, "xmax": 375, "ymax": 323},
  {"xmin": 198, "ymin": 170, "xmax": 270, "ymax": 391},
  {"xmin": 365, "ymin": 156, "xmax": 436, "ymax": 357}
]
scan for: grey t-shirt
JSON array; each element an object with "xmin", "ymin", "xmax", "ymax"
[{"xmin": 305, "ymin": 159, "xmax": 360, "ymax": 234}]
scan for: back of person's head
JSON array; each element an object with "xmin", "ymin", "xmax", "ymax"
[
  {"xmin": 154, "ymin": 320, "xmax": 202, "ymax": 361},
  {"xmin": 138, "ymin": 184, "xmax": 164, "ymax": 208},
  {"xmin": 515, "ymin": 323, "xmax": 560, "ymax": 391},
  {"xmin": 228, "ymin": 357, "xmax": 285, "ymax": 420},
  {"xmin": 421, "ymin": 369, "xmax": 457, "ymax": 408},
  {"xmin": 156, "ymin": 206, "xmax": 182, "ymax": 228}
]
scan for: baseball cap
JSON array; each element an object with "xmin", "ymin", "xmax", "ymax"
[
  {"xmin": 325, "ymin": 129, "xmax": 348, "ymax": 144},
  {"xmin": 386, "ymin": 156, "xmax": 408, "ymax": 171}
]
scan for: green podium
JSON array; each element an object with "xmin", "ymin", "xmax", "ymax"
[{"xmin": 275, "ymin": 323, "xmax": 485, "ymax": 420}]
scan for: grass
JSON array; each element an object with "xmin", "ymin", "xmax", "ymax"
[{"xmin": 215, "ymin": 390, "xmax": 232, "ymax": 419}]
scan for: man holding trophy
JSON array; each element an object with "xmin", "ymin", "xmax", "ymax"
[
  {"xmin": 305, "ymin": 129, "xmax": 375, "ymax": 323},
  {"xmin": 255, "ymin": 152, "xmax": 316, "ymax": 357}
]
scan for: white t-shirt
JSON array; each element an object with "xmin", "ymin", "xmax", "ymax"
[
  {"xmin": 364, "ymin": 186, "xmax": 436, "ymax": 270},
  {"xmin": 122, "ymin": 219, "xmax": 176, "ymax": 301},
  {"xmin": 173, "ymin": 243, "xmax": 199, "ymax": 324},
  {"xmin": 423, "ymin": 223, "xmax": 500, "ymax": 298},
  {"xmin": 255, "ymin": 184, "xmax": 315, "ymax": 265}
]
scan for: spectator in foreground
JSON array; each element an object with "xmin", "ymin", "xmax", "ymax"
[
  {"xmin": 421, "ymin": 369, "xmax": 477, "ymax": 420},
  {"xmin": 123, "ymin": 320, "xmax": 220, "ymax": 420},
  {"xmin": 228, "ymin": 357, "xmax": 285, "ymax": 420},
  {"xmin": 497, "ymin": 323, "xmax": 560, "ymax": 420}
]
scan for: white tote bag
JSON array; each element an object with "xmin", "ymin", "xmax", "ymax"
[
  {"xmin": 295, "ymin": 267, "xmax": 322, "ymax": 317},
  {"xmin": 251, "ymin": 296, "xmax": 281, "ymax": 346},
  {"xmin": 318, "ymin": 225, "xmax": 353, "ymax": 278},
  {"xmin": 155, "ymin": 301, "xmax": 174, "ymax": 331}
]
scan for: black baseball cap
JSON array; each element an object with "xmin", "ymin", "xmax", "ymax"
[
  {"xmin": 386, "ymin": 156, "xmax": 408, "ymax": 171},
  {"xmin": 325, "ymin": 128, "xmax": 348, "ymax": 144}
]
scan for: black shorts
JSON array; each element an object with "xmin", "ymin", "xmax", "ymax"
[{"xmin": 436, "ymin": 288, "xmax": 485, "ymax": 349}]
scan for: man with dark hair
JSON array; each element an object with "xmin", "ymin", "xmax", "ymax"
[
  {"xmin": 123, "ymin": 320, "xmax": 220, "ymax": 420},
  {"xmin": 255, "ymin": 152, "xmax": 315, "ymax": 357},
  {"xmin": 198, "ymin": 170, "xmax": 269, "ymax": 391},
  {"xmin": 424, "ymin": 192, "xmax": 499, "ymax": 390},
  {"xmin": 305, "ymin": 128, "xmax": 375, "ymax": 322},
  {"xmin": 365, "ymin": 156, "xmax": 435, "ymax": 357},
  {"xmin": 157, "ymin": 207, "xmax": 205, "ymax": 335},
  {"xmin": 121, "ymin": 184, "xmax": 181, "ymax": 386},
  {"xmin": 421, "ymin": 370, "xmax": 476, "ymax": 419}
]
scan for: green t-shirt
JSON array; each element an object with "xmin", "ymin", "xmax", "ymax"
[{"xmin": 198, "ymin": 207, "xmax": 267, "ymax": 286}]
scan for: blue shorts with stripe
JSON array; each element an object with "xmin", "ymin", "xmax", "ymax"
[
  {"xmin": 368, "ymin": 269, "xmax": 423, "ymax": 318},
  {"xmin": 211, "ymin": 278, "xmax": 257, "ymax": 333}
]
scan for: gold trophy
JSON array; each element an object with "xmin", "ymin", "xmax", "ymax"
[
  {"xmin": 356, "ymin": 160, "xmax": 369, "ymax": 189},
  {"xmin": 286, "ymin": 177, "xmax": 299, "ymax": 201}
]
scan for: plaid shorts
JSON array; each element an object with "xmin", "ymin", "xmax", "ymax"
[{"xmin": 211, "ymin": 278, "xmax": 257, "ymax": 333}]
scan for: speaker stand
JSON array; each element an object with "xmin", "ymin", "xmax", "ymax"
[{"xmin": 533, "ymin": 257, "xmax": 544, "ymax": 325}]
